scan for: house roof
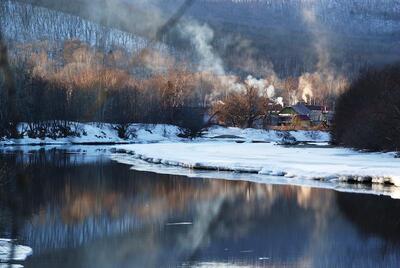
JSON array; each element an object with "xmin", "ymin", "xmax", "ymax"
[
  {"xmin": 306, "ymin": 105, "xmax": 324, "ymax": 111},
  {"xmin": 292, "ymin": 103, "xmax": 311, "ymax": 115},
  {"xmin": 279, "ymin": 103, "xmax": 331, "ymax": 116}
]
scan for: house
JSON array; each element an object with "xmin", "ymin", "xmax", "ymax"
[
  {"xmin": 292, "ymin": 114, "xmax": 311, "ymax": 128},
  {"xmin": 278, "ymin": 102, "xmax": 331, "ymax": 126},
  {"xmin": 278, "ymin": 102, "xmax": 310, "ymax": 126}
]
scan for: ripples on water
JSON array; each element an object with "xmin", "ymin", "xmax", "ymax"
[{"xmin": 0, "ymin": 148, "xmax": 400, "ymax": 268}]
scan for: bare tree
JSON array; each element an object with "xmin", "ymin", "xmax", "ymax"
[{"xmin": 212, "ymin": 85, "xmax": 269, "ymax": 128}]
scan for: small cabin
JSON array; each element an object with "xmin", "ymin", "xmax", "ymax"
[
  {"xmin": 278, "ymin": 103, "xmax": 311, "ymax": 126},
  {"xmin": 278, "ymin": 102, "xmax": 331, "ymax": 126}
]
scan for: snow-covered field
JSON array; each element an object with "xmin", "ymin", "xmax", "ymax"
[{"xmin": 111, "ymin": 141, "xmax": 400, "ymax": 198}]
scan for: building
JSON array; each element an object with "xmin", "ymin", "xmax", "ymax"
[
  {"xmin": 278, "ymin": 102, "xmax": 332, "ymax": 126},
  {"xmin": 292, "ymin": 114, "xmax": 311, "ymax": 128}
]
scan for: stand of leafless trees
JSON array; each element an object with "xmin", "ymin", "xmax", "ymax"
[{"xmin": 0, "ymin": 38, "xmax": 217, "ymax": 139}]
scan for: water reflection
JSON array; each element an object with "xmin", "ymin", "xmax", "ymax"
[{"xmin": 0, "ymin": 149, "xmax": 400, "ymax": 267}]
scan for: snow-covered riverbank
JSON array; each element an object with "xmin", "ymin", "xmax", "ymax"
[
  {"xmin": 111, "ymin": 142, "xmax": 400, "ymax": 198},
  {"xmin": 0, "ymin": 123, "xmax": 183, "ymax": 146},
  {"xmin": 0, "ymin": 123, "xmax": 330, "ymax": 146}
]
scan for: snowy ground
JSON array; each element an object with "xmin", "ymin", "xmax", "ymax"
[
  {"xmin": 111, "ymin": 142, "xmax": 400, "ymax": 198},
  {"xmin": 0, "ymin": 123, "xmax": 183, "ymax": 146},
  {"xmin": 201, "ymin": 125, "xmax": 330, "ymax": 143},
  {"xmin": 0, "ymin": 123, "xmax": 330, "ymax": 146}
]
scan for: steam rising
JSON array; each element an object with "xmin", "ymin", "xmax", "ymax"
[
  {"xmin": 181, "ymin": 21, "xmax": 225, "ymax": 75},
  {"xmin": 300, "ymin": 74, "xmax": 314, "ymax": 103},
  {"xmin": 299, "ymin": 0, "xmax": 348, "ymax": 104}
]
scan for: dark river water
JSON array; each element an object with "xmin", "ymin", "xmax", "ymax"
[{"xmin": 1, "ymin": 148, "xmax": 400, "ymax": 268}]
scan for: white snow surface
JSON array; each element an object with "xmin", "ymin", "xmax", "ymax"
[
  {"xmin": 112, "ymin": 142, "xmax": 400, "ymax": 198},
  {"xmin": 0, "ymin": 123, "xmax": 330, "ymax": 146},
  {"xmin": 202, "ymin": 126, "xmax": 330, "ymax": 142},
  {"xmin": 0, "ymin": 239, "xmax": 32, "ymax": 262}
]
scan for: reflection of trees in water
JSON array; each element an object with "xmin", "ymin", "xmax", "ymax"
[
  {"xmin": 337, "ymin": 192, "xmax": 400, "ymax": 243},
  {"xmin": 0, "ymin": 154, "xmax": 32, "ymax": 265},
  {"xmin": 1, "ymin": 150, "xmax": 328, "ymax": 267}
]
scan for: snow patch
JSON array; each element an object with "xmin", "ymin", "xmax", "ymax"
[
  {"xmin": 0, "ymin": 239, "xmax": 32, "ymax": 262},
  {"xmin": 202, "ymin": 126, "xmax": 330, "ymax": 143}
]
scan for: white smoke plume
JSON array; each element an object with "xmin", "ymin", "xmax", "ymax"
[
  {"xmin": 299, "ymin": 0, "xmax": 348, "ymax": 104},
  {"xmin": 266, "ymin": 85, "xmax": 275, "ymax": 99},
  {"xmin": 180, "ymin": 21, "xmax": 225, "ymax": 75},
  {"xmin": 245, "ymin": 75, "xmax": 267, "ymax": 92},
  {"xmin": 275, "ymin": 97, "xmax": 284, "ymax": 107},
  {"xmin": 299, "ymin": 73, "xmax": 314, "ymax": 103}
]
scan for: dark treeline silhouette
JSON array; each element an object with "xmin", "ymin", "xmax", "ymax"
[{"xmin": 331, "ymin": 64, "xmax": 400, "ymax": 151}]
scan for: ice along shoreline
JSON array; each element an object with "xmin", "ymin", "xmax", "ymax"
[{"xmin": 111, "ymin": 142, "xmax": 400, "ymax": 198}]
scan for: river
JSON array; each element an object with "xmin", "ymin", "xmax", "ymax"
[{"xmin": 0, "ymin": 148, "xmax": 400, "ymax": 267}]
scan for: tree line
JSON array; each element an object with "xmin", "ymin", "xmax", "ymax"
[{"xmin": 0, "ymin": 39, "xmax": 220, "ymax": 138}]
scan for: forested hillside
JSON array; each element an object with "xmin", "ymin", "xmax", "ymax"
[{"xmin": 17, "ymin": 0, "xmax": 400, "ymax": 76}]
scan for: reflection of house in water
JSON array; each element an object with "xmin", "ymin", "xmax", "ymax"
[{"xmin": 278, "ymin": 102, "xmax": 334, "ymax": 127}]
